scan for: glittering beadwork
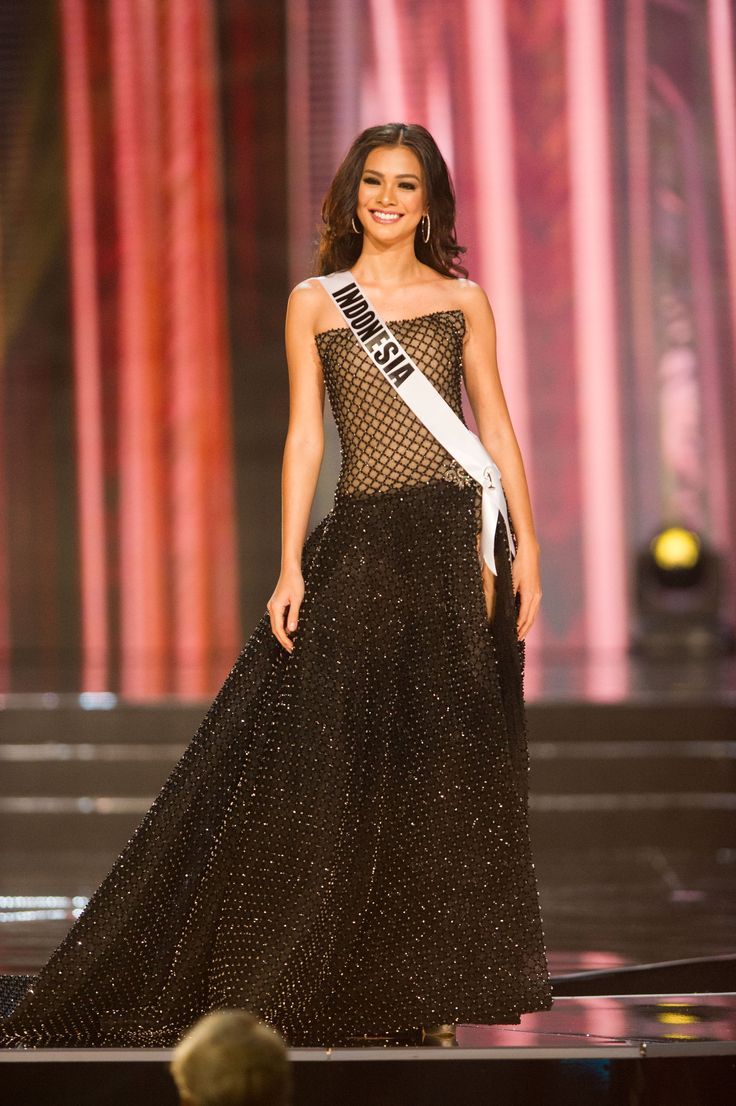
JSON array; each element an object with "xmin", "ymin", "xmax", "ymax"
[
  {"xmin": 438, "ymin": 457, "xmax": 478, "ymax": 489},
  {"xmin": 0, "ymin": 309, "xmax": 553, "ymax": 1049}
]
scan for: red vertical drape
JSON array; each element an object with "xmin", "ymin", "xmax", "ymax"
[{"xmin": 59, "ymin": 0, "xmax": 241, "ymax": 696}]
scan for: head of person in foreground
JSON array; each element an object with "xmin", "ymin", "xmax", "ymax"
[{"xmin": 170, "ymin": 1009, "xmax": 292, "ymax": 1106}]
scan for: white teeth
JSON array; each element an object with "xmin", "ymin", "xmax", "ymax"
[{"xmin": 372, "ymin": 211, "xmax": 401, "ymax": 222}]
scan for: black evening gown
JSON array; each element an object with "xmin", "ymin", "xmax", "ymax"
[{"xmin": 0, "ymin": 308, "xmax": 553, "ymax": 1048}]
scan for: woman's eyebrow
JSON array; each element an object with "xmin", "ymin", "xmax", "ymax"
[{"xmin": 363, "ymin": 170, "xmax": 421, "ymax": 181}]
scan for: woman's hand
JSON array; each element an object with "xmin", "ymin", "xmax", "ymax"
[
  {"xmin": 511, "ymin": 541, "xmax": 542, "ymax": 640},
  {"xmin": 267, "ymin": 568, "xmax": 305, "ymax": 653}
]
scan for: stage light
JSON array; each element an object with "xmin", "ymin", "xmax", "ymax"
[
  {"xmin": 651, "ymin": 526, "xmax": 700, "ymax": 571},
  {"xmin": 634, "ymin": 525, "xmax": 732, "ymax": 658}
]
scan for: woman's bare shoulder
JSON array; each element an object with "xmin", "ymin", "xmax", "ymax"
[
  {"xmin": 285, "ymin": 278, "xmax": 327, "ymax": 335},
  {"xmin": 448, "ymin": 276, "xmax": 489, "ymax": 305},
  {"xmin": 288, "ymin": 277, "xmax": 325, "ymax": 310},
  {"xmin": 435, "ymin": 278, "xmax": 494, "ymax": 349},
  {"xmin": 425, "ymin": 271, "xmax": 490, "ymax": 315}
]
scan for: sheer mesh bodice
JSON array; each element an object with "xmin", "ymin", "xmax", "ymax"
[
  {"xmin": 0, "ymin": 306, "xmax": 553, "ymax": 1049},
  {"xmin": 316, "ymin": 308, "xmax": 477, "ymax": 499}
]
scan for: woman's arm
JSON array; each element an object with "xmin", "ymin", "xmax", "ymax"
[
  {"xmin": 460, "ymin": 282, "xmax": 542, "ymax": 640},
  {"xmin": 267, "ymin": 283, "xmax": 325, "ymax": 653}
]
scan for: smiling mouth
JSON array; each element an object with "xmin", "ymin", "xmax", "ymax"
[{"xmin": 369, "ymin": 210, "xmax": 403, "ymax": 223}]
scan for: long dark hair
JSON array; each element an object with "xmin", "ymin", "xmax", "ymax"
[{"xmin": 312, "ymin": 122, "xmax": 468, "ymax": 279}]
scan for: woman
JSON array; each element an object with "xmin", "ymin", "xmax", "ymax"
[{"xmin": 0, "ymin": 122, "xmax": 552, "ymax": 1049}]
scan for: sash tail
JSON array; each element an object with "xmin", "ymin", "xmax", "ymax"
[{"xmin": 479, "ymin": 463, "xmax": 515, "ymax": 577}]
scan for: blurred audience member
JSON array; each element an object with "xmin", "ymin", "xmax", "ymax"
[{"xmin": 170, "ymin": 1009, "xmax": 291, "ymax": 1106}]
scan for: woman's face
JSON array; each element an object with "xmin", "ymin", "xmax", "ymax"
[{"xmin": 355, "ymin": 145, "xmax": 427, "ymax": 241}]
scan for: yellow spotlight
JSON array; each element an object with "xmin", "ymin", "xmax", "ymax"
[
  {"xmin": 635, "ymin": 525, "xmax": 730, "ymax": 657},
  {"xmin": 650, "ymin": 526, "xmax": 701, "ymax": 571},
  {"xmin": 657, "ymin": 1012, "xmax": 696, "ymax": 1025}
]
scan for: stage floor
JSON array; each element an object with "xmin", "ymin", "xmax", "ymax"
[
  {"xmin": 0, "ymin": 993, "xmax": 734, "ymax": 1059},
  {"xmin": 0, "ymin": 690, "xmax": 734, "ymax": 988},
  {"xmin": 2, "ymin": 840, "xmax": 734, "ymax": 979},
  {"xmin": 2, "ymin": 996, "xmax": 735, "ymax": 1106},
  {"xmin": 1, "ymin": 688, "xmax": 735, "ymax": 1102}
]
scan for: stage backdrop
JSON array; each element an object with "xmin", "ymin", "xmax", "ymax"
[
  {"xmin": 0, "ymin": 0, "xmax": 734, "ymax": 698},
  {"xmin": 288, "ymin": 0, "xmax": 736, "ymax": 697}
]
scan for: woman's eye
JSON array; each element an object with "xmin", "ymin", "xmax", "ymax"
[{"xmin": 362, "ymin": 177, "xmax": 416, "ymax": 189}]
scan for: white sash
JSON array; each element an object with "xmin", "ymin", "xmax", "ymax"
[{"xmin": 317, "ymin": 269, "xmax": 515, "ymax": 575}]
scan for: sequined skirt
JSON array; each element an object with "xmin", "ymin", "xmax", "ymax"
[{"xmin": 0, "ymin": 477, "xmax": 552, "ymax": 1048}]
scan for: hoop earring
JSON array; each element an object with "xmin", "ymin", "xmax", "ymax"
[
  {"xmin": 351, "ymin": 216, "xmax": 362, "ymax": 234},
  {"xmin": 421, "ymin": 212, "xmax": 430, "ymax": 244}
]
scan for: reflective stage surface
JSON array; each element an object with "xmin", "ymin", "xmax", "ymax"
[
  {"xmin": 1, "ymin": 994, "xmax": 735, "ymax": 1058},
  {"xmin": 1, "ymin": 679, "xmax": 734, "ymax": 981},
  {"xmin": 0, "ymin": 668, "xmax": 735, "ymax": 1103},
  {"xmin": 458, "ymin": 994, "xmax": 736, "ymax": 1053}
]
